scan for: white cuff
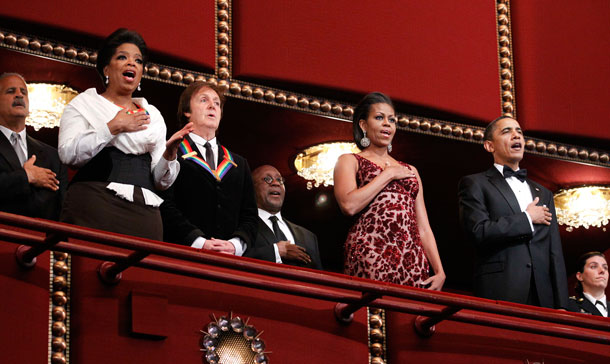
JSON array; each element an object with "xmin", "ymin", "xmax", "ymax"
[
  {"xmin": 229, "ymin": 237, "xmax": 244, "ymax": 256},
  {"xmin": 524, "ymin": 211, "xmax": 534, "ymax": 232},
  {"xmin": 273, "ymin": 243, "xmax": 283, "ymax": 264},
  {"xmin": 191, "ymin": 236, "xmax": 206, "ymax": 249}
]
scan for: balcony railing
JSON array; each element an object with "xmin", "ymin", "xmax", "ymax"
[{"xmin": 1, "ymin": 211, "xmax": 609, "ymax": 345}]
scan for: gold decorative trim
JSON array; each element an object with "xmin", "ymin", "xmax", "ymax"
[
  {"xmin": 1, "ymin": 27, "xmax": 608, "ymax": 168},
  {"xmin": 368, "ymin": 307, "xmax": 386, "ymax": 364},
  {"xmin": 216, "ymin": 0, "xmax": 231, "ymax": 80},
  {"xmin": 496, "ymin": 0, "xmax": 516, "ymax": 117},
  {"xmin": 49, "ymin": 251, "xmax": 71, "ymax": 364}
]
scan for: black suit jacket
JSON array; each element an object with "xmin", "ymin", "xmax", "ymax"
[
  {"xmin": 458, "ymin": 167, "xmax": 568, "ymax": 309},
  {"xmin": 244, "ymin": 216, "xmax": 323, "ymax": 270},
  {"xmin": 567, "ymin": 294, "xmax": 608, "ymax": 317},
  {"xmin": 0, "ymin": 133, "xmax": 67, "ymax": 220},
  {"xmin": 159, "ymin": 135, "xmax": 258, "ymax": 247}
]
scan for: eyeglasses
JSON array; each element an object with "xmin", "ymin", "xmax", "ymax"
[{"xmin": 262, "ymin": 176, "xmax": 285, "ymax": 185}]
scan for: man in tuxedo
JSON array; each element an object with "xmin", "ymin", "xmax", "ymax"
[
  {"xmin": 244, "ymin": 165, "xmax": 323, "ymax": 270},
  {"xmin": 0, "ymin": 73, "xmax": 66, "ymax": 220},
  {"xmin": 160, "ymin": 82, "xmax": 257, "ymax": 255},
  {"xmin": 568, "ymin": 251, "xmax": 608, "ymax": 317},
  {"xmin": 458, "ymin": 116, "xmax": 568, "ymax": 309}
]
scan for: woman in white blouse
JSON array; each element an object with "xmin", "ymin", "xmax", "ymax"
[{"xmin": 58, "ymin": 28, "xmax": 191, "ymax": 240}]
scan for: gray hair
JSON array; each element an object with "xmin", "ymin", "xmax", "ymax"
[{"xmin": 0, "ymin": 72, "xmax": 27, "ymax": 85}]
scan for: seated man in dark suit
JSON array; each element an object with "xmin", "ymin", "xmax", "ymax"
[
  {"xmin": 245, "ymin": 165, "xmax": 323, "ymax": 270},
  {"xmin": 568, "ymin": 251, "xmax": 608, "ymax": 317},
  {"xmin": 458, "ymin": 116, "xmax": 568, "ymax": 309},
  {"xmin": 0, "ymin": 73, "xmax": 66, "ymax": 220}
]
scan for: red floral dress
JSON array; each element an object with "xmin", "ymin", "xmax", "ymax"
[{"xmin": 343, "ymin": 154, "xmax": 429, "ymax": 287}]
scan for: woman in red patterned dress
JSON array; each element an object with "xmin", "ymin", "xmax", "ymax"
[{"xmin": 334, "ymin": 92, "xmax": 445, "ymax": 289}]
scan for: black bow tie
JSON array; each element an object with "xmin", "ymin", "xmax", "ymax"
[{"xmin": 503, "ymin": 165, "xmax": 527, "ymax": 182}]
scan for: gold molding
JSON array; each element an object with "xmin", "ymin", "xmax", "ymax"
[
  {"xmin": 496, "ymin": 0, "xmax": 516, "ymax": 118},
  {"xmin": 49, "ymin": 251, "xmax": 71, "ymax": 364},
  {"xmin": 216, "ymin": 0, "xmax": 231, "ymax": 80},
  {"xmin": 368, "ymin": 307, "xmax": 386, "ymax": 364},
  {"xmin": 1, "ymin": 26, "xmax": 609, "ymax": 168}
]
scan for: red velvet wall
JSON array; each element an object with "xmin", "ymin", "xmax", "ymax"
[
  {"xmin": 233, "ymin": 1, "xmax": 500, "ymax": 121},
  {"xmin": 511, "ymin": 0, "xmax": 610, "ymax": 140},
  {"xmin": 0, "ymin": 0, "xmax": 216, "ymax": 69}
]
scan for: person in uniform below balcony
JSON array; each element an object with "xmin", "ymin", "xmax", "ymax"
[
  {"xmin": 568, "ymin": 251, "xmax": 608, "ymax": 317},
  {"xmin": 58, "ymin": 29, "xmax": 192, "ymax": 240},
  {"xmin": 333, "ymin": 92, "xmax": 445, "ymax": 289},
  {"xmin": 159, "ymin": 82, "xmax": 257, "ymax": 255},
  {"xmin": 0, "ymin": 73, "xmax": 67, "ymax": 220},
  {"xmin": 458, "ymin": 116, "xmax": 568, "ymax": 308},
  {"xmin": 244, "ymin": 164, "xmax": 323, "ymax": 269}
]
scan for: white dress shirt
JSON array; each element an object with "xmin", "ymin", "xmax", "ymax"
[
  {"xmin": 58, "ymin": 88, "xmax": 179, "ymax": 206},
  {"xmin": 258, "ymin": 208, "xmax": 296, "ymax": 264},
  {"xmin": 583, "ymin": 292, "xmax": 608, "ymax": 317},
  {"xmin": 494, "ymin": 163, "xmax": 534, "ymax": 232},
  {"xmin": 188, "ymin": 133, "xmax": 244, "ymax": 256},
  {"xmin": 0, "ymin": 125, "xmax": 27, "ymax": 165},
  {"xmin": 189, "ymin": 133, "xmax": 218, "ymax": 166}
]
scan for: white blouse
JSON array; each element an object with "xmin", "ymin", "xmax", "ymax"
[{"xmin": 58, "ymin": 88, "xmax": 179, "ymax": 206}]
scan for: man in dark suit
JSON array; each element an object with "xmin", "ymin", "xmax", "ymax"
[
  {"xmin": 244, "ymin": 165, "xmax": 323, "ymax": 270},
  {"xmin": 160, "ymin": 82, "xmax": 257, "ymax": 255},
  {"xmin": 458, "ymin": 116, "xmax": 568, "ymax": 309},
  {"xmin": 568, "ymin": 251, "xmax": 608, "ymax": 317},
  {"xmin": 0, "ymin": 73, "xmax": 66, "ymax": 220}
]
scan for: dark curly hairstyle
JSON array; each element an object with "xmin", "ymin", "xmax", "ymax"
[
  {"xmin": 177, "ymin": 81, "xmax": 226, "ymax": 127},
  {"xmin": 352, "ymin": 92, "xmax": 394, "ymax": 149},
  {"xmin": 575, "ymin": 251, "xmax": 607, "ymax": 295},
  {"xmin": 96, "ymin": 28, "xmax": 148, "ymax": 82}
]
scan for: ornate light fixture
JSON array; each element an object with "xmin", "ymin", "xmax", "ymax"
[
  {"xmin": 200, "ymin": 313, "xmax": 268, "ymax": 364},
  {"xmin": 26, "ymin": 83, "xmax": 78, "ymax": 130},
  {"xmin": 554, "ymin": 186, "xmax": 610, "ymax": 232},
  {"xmin": 294, "ymin": 142, "xmax": 360, "ymax": 189}
]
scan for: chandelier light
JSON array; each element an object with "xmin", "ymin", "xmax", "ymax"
[
  {"xmin": 26, "ymin": 83, "xmax": 78, "ymax": 130},
  {"xmin": 294, "ymin": 142, "xmax": 360, "ymax": 189},
  {"xmin": 554, "ymin": 186, "xmax": 610, "ymax": 232}
]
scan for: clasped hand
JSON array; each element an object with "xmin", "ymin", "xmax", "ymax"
[
  {"xmin": 383, "ymin": 163, "xmax": 416, "ymax": 180},
  {"xmin": 277, "ymin": 241, "xmax": 311, "ymax": 265},
  {"xmin": 24, "ymin": 155, "xmax": 59, "ymax": 191},
  {"xmin": 107, "ymin": 109, "xmax": 150, "ymax": 135},
  {"xmin": 526, "ymin": 197, "xmax": 552, "ymax": 225},
  {"xmin": 202, "ymin": 238, "xmax": 236, "ymax": 254}
]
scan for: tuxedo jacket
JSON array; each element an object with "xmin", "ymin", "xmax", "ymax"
[
  {"xmin": 458, "ymin": 167, "xmax": 568, "ymax": 309},
  {"xmin": 567, "ymin": 294, "xmax": 608, "ymax": 317},
  {"xmin": 159, "ymin": 135, "xmax": 258, "ymax": 247},
  {"xmin": 244, "ymin": 216, "xmax": 323, "ymax": 270},
  {"xmin": 0, "ymin": 133, "xmax": 67, "ymax": 220}
]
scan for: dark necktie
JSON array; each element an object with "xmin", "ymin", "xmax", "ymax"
[
  {"xmin": 503, "ymin": 165, "xmax": 527, "ymax": 182},
  {"xmin": 269, "ymin": 215, "xmax": 288, "ymax": 243},
  {"xmin": 595, "ymin": 300, "xmax": 607, "ymax": 311},
  {"xmin": 204, "ymin": 142, "xmax": 215, "ymax": 170},
  {"xmin": 10, "ymin": 132, "xmax": 26, "ymax": 166}
]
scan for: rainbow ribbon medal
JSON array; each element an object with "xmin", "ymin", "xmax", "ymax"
[{"xmin": 179, "ymin": 139, "xmax": 237, "ymax": 181}]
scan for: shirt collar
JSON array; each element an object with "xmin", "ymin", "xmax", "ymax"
[
  {"xmin": 258, "ymin": 208, "xmax": 284, "ymax": 224},
  {"xmin": 583, "ymin": 291, "xmax": 607, "ymax": 304},
  {"xmin": 0, "ymin": 124, "xmax": 26, "ymax": 141},
  {"xmin": 494, "ymin": 163, "xmax": 521, "ymax": 175},
  {"xmin": 190, "ymin": 132, "xmax": 217, "ymax": 148}
]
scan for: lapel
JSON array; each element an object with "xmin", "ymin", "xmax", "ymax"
[
  {"xmin": 258, "ymin": 217, "xmax": 278, "ymax": 245},
  {"xmin": 580, "ymin": 297, "xmax": 604, "ymax": 317},
  {"xmin": 26, "ymin": 135, "xmax": 42, "ymax": 160},
  {"xmin": 0, "ymin": 130, "xmax": 23, "ymax": 170},
  {"xmin": 527, "ymin": 179, "xmax": 543, "ymax": 202},
  {"xmin": 486, "ymin": 167, "xmax": 521, "ymax": 214},
  {"xmin": 284, "ymin": 219, "xmax": 306, "ymax": 249}
]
